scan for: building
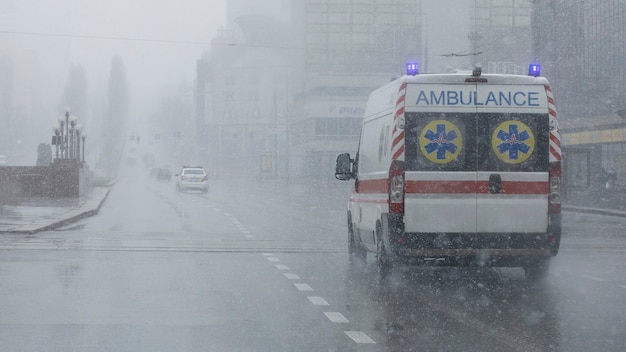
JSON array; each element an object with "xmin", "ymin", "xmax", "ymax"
[
  {"xmin": 288, "ymin": 0, "xmax": 423, "ymax": 179},
  {"xmin": 532, "ymin": 0, "xmax": 626, "ymax": 121},
  {"xmin": 530, "ymin": 1, "xmax": 626, "ymax": 206},
  {"xmin": 199, "ymin": 11, "xmax": 293, "ymax": 178},
  {"xmin": 469, "ymin": 0, "xmax": 532, "ymax": 73},
  {"xmin": 197, "ymin": 0, "xmax": 423, "ymax": 179}
]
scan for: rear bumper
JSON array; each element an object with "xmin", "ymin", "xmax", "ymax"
[
  {"xmin": 383, "ymin": 213, "xmax": 561, "ymax": 267},
  {"xmin": 178, "ymin": 182, "xmax": 208, "ymax": 190}
]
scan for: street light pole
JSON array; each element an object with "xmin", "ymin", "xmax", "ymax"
[
  {"xmin": 81, "ymin": 135, "xmax": 86, "ymax": 162},
  {"xmin": 76, "ymin": 129, "xmax": 81, "ymax": 161},
  {"xmin": 65, "ymin": 111, "xmax": 70, "ymax": 158},
  {"xmin": 54, "ymin": 128, "xmax": 60, "ymax": 159}
]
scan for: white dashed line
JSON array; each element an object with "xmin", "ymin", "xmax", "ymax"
[
  {"xmin": 294, "ymin": 283, "xmax": 313, "ymax": 291},
  {"xmin": 266, "ymin": 254, "xmax": 372, "ymax": 346},
  {"xmin": 283, "ymin": 273, "xmax": 300, "ymax": 280},
  {"xmin": 344, "ymin": 331, "xmax": 376, "ymax": 344},
  {"xmin": 307, "ymin": 296, "xmax": 330, "ymax": 306},
  {"xmin": 618, "ymin": 285, "xmax": 626, "ymax": 289},
  {"xmin": 324, "ymin": 312, "xmax": 349, "ymax": 323}
]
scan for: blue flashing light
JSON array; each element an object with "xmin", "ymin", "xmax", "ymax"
[
  {"xmin": 528, "ymin": 64, "xmax": 541, "ymax": 77},
  {"xmin": 406, "ymin": 62, "xmax": 419, "ymax": 76}
]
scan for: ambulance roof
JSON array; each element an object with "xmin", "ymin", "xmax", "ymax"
[{"xmin": 396, "ymin": 72, "xmax": 550, "ymax": 86}]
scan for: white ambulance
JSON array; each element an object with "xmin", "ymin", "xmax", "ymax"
[{"xmin": 335, "ymin": 64, "xmax": 562, "ymax": 280}]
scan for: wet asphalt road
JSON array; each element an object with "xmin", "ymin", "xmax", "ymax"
[{"xmin": 1, "ymin": 168, "xmax": 625, "ymax": 351}]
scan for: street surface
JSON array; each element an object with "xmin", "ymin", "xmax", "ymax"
[{"xmin": 1, "ymin": 165, "xmax": 626, "ymax": 351}]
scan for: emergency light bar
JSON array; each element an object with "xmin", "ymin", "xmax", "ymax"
[
  {"xmin": 528, "ymin": 64, "xmax": 541, "ymax": 77},
  {"xmin": 406, "ymin": 62, "xmax": 419, "ymax": 76}
]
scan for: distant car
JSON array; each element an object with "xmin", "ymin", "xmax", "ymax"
[
  {"xmin": 156, "ymin": 168, "xmax": 171, "ymax": 181},
  {"xmin": 176, "ymin": 166, "xmax": 209, "ymax": 193}
]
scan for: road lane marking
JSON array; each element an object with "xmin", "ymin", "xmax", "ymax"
[
  {"xmin": 618, "ymin": 285, "xmax": 626, "ymax": 289},
  {"xmin": 262, "ymin": 253, "xmax": 375, "ymax": 345},
  {"xmin": 324, "ymin": 312, "xmax": 349, "ymax": 323},
  {"xmin": 294, "ymin": 283, "xmax": 313, "ymax": 291},
  {"xmin": 344, "ymin": 331, "xmax": 375, "ymax": 344},
  {"xmin": 283, "ymin": 273, "xmax": 300, "ymax": 280},
  {"xmin": 307, "ymin": 296, "xmax": 330, "ymax": 306}
]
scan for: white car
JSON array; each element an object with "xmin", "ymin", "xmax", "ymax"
[{"xmin": 175, "ymin": 166, "xmax": 209, "ymax": 193}]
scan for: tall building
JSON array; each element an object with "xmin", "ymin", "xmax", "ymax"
[
  {"xmin": 197, "ymin": 0, "xmax": 423, "ymax": 179},
  {"xmin": 302, "ymin": 0, "xmax": 421, "ymax": 76},
  {"xmin": 289, "ymin": 0, "xmax": 423, "ymax": 178},
  {"xmin": 532, "ymin": 0, "xmax": 626, "ymax": 120},
  {"xmin": 198, "ymin": 1, "xmax": 293, "ymax": 177},
  {"xmin": 469, "ymin": 0, "xmax": 532, "ymax": 73}
]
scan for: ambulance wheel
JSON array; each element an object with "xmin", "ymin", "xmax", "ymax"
[
  {"xmin": 523, "ymin": 258, "xmax": 550, "ymax": 281},
  {"xmin": 348, "ymin": 216, "xmax": 366, "ymax": 263},
  {"xmin": 376, "ymin": 223, "xmax": 392, "ymax": 278}
]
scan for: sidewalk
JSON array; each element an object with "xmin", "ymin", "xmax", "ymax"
[
  {"xmin": 0, "ymin": 186, "xmax": 111, "ymax": 234},
  {"xmin": 562, "ymin": 204, "xmax": 626, "ymax": 217},
  {"xmin": 0, "ymin": 182, "xmax": 625, "ymax": 235}
]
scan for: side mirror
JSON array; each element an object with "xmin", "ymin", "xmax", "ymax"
[{"xmin": 335, "ymin": 153, "xmax": 354, "ymax": 180}]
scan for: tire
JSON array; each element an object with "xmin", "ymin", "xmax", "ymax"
[
  {"xmin": 348, "ymin": 215, "xmax": 366, "ymax": 263},
  {"xmin": 376, "ymin": 222, "xmax": 392, "ymax": 278},
  {"xmin": 523, "ymin": 258, "xmax": 550, "ymax": 281}
]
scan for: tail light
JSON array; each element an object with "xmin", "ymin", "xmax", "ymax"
[
  {"xmin": 202, "ymin": 175, "xmax": 208, "ymax": 182},
  {"xmin": 548, "ymin": 161, "xmax": 561, "ymax": 213},
  {"xmin": 389, "ymin": 160, "xmax": 404, "ymax": 214}
]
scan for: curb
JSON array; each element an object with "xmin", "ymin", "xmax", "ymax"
[
  {"xmin": 5, "ymin": 187, "xmax": 111, "ymax": 235},
  {"xmin": 563, "ymin": 205, "xmax": 626, "ymax": 217}
]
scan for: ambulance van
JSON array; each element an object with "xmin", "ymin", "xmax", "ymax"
[{"xmin": 335, "ymin": 64, "xmax": 562, "ymax": 280}]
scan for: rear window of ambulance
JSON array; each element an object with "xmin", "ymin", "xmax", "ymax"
[{"xmin": 404, "ymin": 112, "xmax": 549, "ymax": 172}]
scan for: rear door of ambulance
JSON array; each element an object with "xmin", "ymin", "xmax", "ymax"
[
  {"xmin": 475, "ymin": 84, "xmax": 550, "ymax": 234},
  {"xmin": 403, "ymin": 83, "xmax": 479, "ymax": 234},
  {"xmin": 402, "ymin": 82, "xmax": 549, "ymax": 236}
]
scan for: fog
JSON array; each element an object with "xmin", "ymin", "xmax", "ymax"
[
  {"xmin": 1, "ymin": 0, "xmax": 471, "ymax": 169},
  {"xmin": 2, "ymin": 2, "xmax": 626, "ymax": 351},
  {"xmin": 12, "ymin": 0, "xmax": 226, "ymax": 109},
  {"xmin": 1, "ymin": 0, "xmax": 228, "ymax": 165}
]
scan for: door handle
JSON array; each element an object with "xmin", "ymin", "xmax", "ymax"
[{"xmin": 489, "ymin": 174, "xmax": 502, "ymax": 194}]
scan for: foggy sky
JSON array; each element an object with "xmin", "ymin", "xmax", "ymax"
[
  {"xmin": 3, "ymin": 0, "xmax": 469, "ymax": 140},
  {"xmin": 8, "ymin": 0, "xmax": 227, "ymax": 127}
]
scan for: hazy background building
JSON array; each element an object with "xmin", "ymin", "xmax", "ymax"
[
  {"xmin": 195, "ymin": 0, "xmax": 293, "ymax": 177},
  {"xmin": 469, "ymin": 0, "xmax": 532, "ymax": 74},
  {"xmin": 532, "ymin": 0, "xmax": 626, "ymax": 121},
  {"xmin": 288, "ymin": 0, "xmax": 423, "ymax": 179}
]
